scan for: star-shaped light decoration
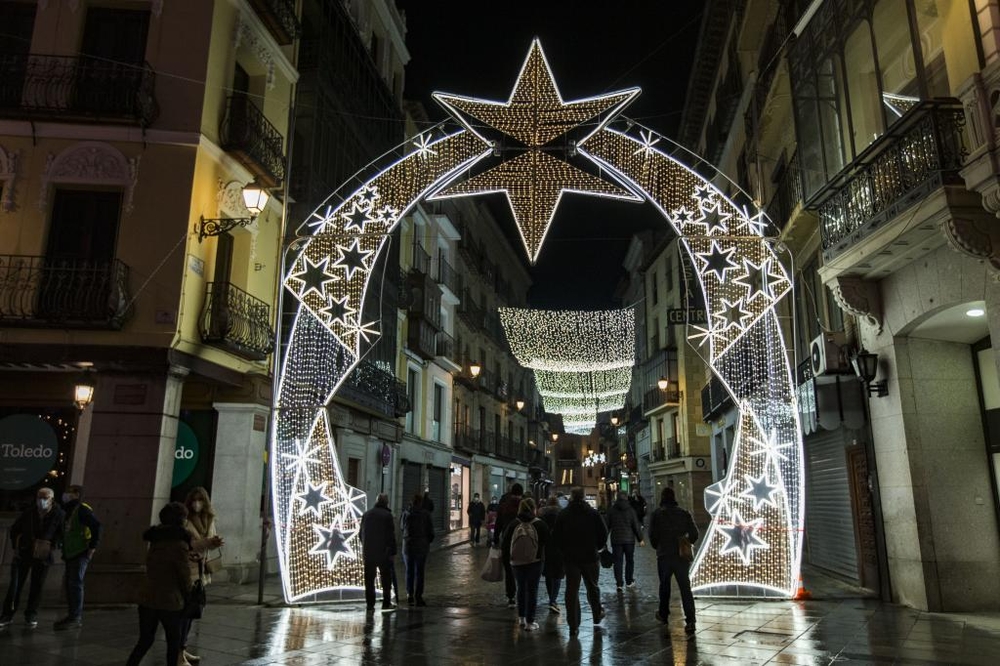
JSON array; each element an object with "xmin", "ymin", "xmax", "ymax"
[
  {"xmin": 716, "ymin": 297, "xmax": 751, "ymax": 331},
  {"xmin": 310, "ymin": 516, "xmax": 358, "ymax": 569},
  {"xmin": 341, "ymin": 203, "xmax": 372, "ymax": 233},
  {"xmin": 689, "ymin": 200, "xmax": 733, "ymax": 235},
  {"xmin": 742, "ymin": 472, "xmax": 781, "ymax": 511},
  {"xmin": 321, "ymin": 294, "xmax": 355, "ymax": 327},
  {"xmin": 718, "ymin": 510, "xmax": 769, "ymax": 565},
  {"xmin": 333, "ymin": 239, "xmax": 372, "ymax": 279},
  {"xmin": 357, "ymin": 185, "xmax": 378, "ymax": 209},
  {"xmin": 748, "ymin": 428, "xmax": 794, "ymax": 471},
  {"xmin": 704, "ymin": 479, "xmax": 732, "ymax": 517},
  {"xmin": 290, "ymin": 255, "xmax": 336, "ymax": 299},
  {"xmin": 693, "ymin": 182, "xmax": 716, "ymax": 208},
  {"xmin": 280, "ymin": 438, "xmax": 321, "ymax": 477},
  {"xmin": 735, "ymin": 257, "xmax": 780, "ymax": 303},
  {"xmin": 696, "ymin": 240, "xmax": 739, "ymax": 281},
  {"xmin": 430, "ymin": 39, "xmax": 642, "ymax": 262},
  {"xmin": 297, "ymin": 482, "xmax": 333, "ymax": 518}
]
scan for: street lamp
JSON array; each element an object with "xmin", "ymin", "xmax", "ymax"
[
  {"xmin": 468, "ymin": 361, "xmax": 482, "ymax": 378},
  {"xmin": 657, "ymin": 377, "xmax": 669, "ymax": 390},
  {"xmin": 515, "ymin": 399, "xmax": 525, "ymax": 411},
  {"xmin": 241, "ymin": 180, "xmax": 270, "ymax": 215},
  {"xmin": 73, "ymin": 371, "xmax": 96, "ymax": 411},
  {"xmin": 852, "ymin": 348, "xmax": 888, "ymax": 397},
  {"xmin": 551, "ymin": 432, "xmax": 559, "ymax": 442}
]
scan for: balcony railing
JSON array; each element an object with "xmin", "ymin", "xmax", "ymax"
[
  {"xmin": 219, "ymin": 94, "xmax": 285, "ymax": 187},
  {"xmin": 339, "ymin": 359, "xmax": 408, "ymax": 419},
  {"xmin": 436, "ymin": 253, "xmax": 461, "ymax": 296},
  {"xmin": 454, "ymin": 424, "xmax": 482, "ymax": 452},
  {"xmin": 411, "ymin": 244, "xmax": 431, "ymax": 276},
  {"xmin": 766, "ymin": 151, "xmax": 803, "ymax": 234},
  {"xmin": 200, "ymin": 282, "xmax": 274, "ymax": 361},
  {"xmin": 701, "ymin": 375, "xmax": 733, "ymax": 421},
  {"xmin": 642, "ymin": 386, "xmax": 681, "ymax": 413},
  {"xmin": 247, "ymin": 0, "xmax": 301, "ymax": 45},
  {"xmin": 0, "ymin": 255, "xmax": 131, "ymax": 329},
  {"xmin": 0, "ymin": 53, "xmax": 157, "ymax": 126},
  {"xmin": 811, "ymin": 100, "xmax": 967, "ymax": 261},
  {"xmin": 458, "ymin": 289, "xmax": 485, "ymax": 328},
  {"xmin": 406, "ymin": 316, "xmax": 437, "ymax": 360},
  {"xmin": 435, "ymin": 330, "xmax": 456, "ymax": 360}
]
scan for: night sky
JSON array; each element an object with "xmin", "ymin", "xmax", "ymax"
[{"xmin": 396, "ymin": 0, "xmax": 705, "ymax": 309}]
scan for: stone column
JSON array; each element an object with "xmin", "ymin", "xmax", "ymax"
[
  {"xmin": 83, "ymin": 367, "xmax": 187, "ymax": 603},
  {"xmin": 211, "ymin": 402, "xmax": 269, "ymax": 584}
]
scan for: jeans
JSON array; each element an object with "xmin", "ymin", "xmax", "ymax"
[
  {"xmin": 545, "ymin": 575, "xmax": 561, "ymax": 606},
  {"xmin": 563, "ymin": 560, "xmax": 602, "ymax": 630},
  {"xmin": 1, "ymin": 556, "xmax": 49, "ymax": 620},
  {"xmin": 404, "ymin": 552, "xmax": 427, "ymax": 600},
  {"xmin": 512, "ymin": 561, "xmax": 542, "ymax": 622},
  {"xmin": 470, "ymin": 524, "xmax": 481, "ymax": 544},
  {"xmin": 657, "ymin": 556, "xmax": 696, "ymax": 623},
  {"xmin": 63, "ymin": 553, "xmax": 91, "ymax": 619},
  {"xmin": 364, "ymin": 559, "xmax": 392, "ymax": 607},
  {"xmin": 503, "ymin": 558, "xmax": 516, "ymax": 600},
  {"xmin": 612, "ymin": 542, "xmax": 636, "ymax": 586},
  {"xmin": 126, "ymin": 605, "xmax": 183, "ymax": 666},
  {"xmin": 180, "ymin": 617, "xmax": 194, "ymax": 650}
]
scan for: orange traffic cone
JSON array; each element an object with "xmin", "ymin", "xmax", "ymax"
[{"xmin": 793, "ymin": 574, "xmax": 812, "ymax": 600}]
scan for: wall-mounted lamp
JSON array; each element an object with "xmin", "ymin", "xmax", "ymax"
[
  {"xmin": 551, "ymin": 432, "xmax": 559, "ymax": 442},
  {"xmin": 468, "ymin": 361, "xmax": 482, "ymax": 378},
  {"xmin": 657, "ymin": 377, "xmax": 669, "ymax": 391},
  {"xmin": 852, "ymin": 348, "xmax": 888, "ymax": 397},
  {"xmin": 73, "ymin": 370, "xmax": 96, "ymax": 411},
  {"xmin": 515, "ymin": 399, "xmax": 525, "ymax": 411},
  {"xmin": 197, "ymin": 181, "xmax": 271, "ymax": 241}
]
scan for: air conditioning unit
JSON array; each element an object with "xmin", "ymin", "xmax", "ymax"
[{"xmin": 810, "ymin": 332, "xmax": 847, "ymax": 376}]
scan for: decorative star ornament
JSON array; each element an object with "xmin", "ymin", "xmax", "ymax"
[
  {"xmin": 321, "ymin": 294, "xmax": 355, "ymax": 328},
  {"xmin": 297, "ymin": 482, "xmax": 333, "ymax": 518},
  {"xmin": 704, "ymin": 479, "xmax": 732, "ymax": 517},
  {"xmin": 291, "ymin": 255, "xmax": 336, "ymax": 299},
  {"xmin": 742, "ymin": 472, "xmax": 781, "ymax": 511},
  {"xmin": 333, "ymin": 239, "xmax": 372, "ymax": 279},
  {"xmin": 718, "ymin": 509, "xmax": 769, "ymax": 565},
  {"xmin": 748, "ymin": 428, "xmax": 794, "ymax": 471},
  {"xmin": 430, "ymin": 39, "xmax": 642, "ymax": 262},
  {"xmin": 310, "ymin": 516, "xmax": 357, "ymax": 569},
  {"xmin": 697, "ymin": 240, "xmax": 739, "ymax": 281},
  {"xmin": 280, "ymin": 438, "xmax": 321, "ymax": 477},
  {"xmin": 716, "ymin": 297, "xmax": 751, "ymax": 331}
]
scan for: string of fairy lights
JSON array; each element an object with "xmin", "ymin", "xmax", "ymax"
[
  {"xmin": 273, "ymin": 39, "xmax": 803, "ymax": 602},
  {"xmin": 500, "ymin": 307, "xmax": 635, "ymax": 433}
]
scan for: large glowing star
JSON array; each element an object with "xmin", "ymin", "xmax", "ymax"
[
  {"xmin": 430, "ymin": 39, "xmax": 641, "ymax": 263},
  {"xmin": 274, "ymin": 39, "xmax": 804, "ymax": 603}
]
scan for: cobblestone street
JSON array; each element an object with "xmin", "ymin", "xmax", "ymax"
[{"xmin": 3, "ymin": 538, "xmax": 1000, "ymax": 664}]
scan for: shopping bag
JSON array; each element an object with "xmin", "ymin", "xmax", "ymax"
[
  {"xmin": 480, "ymin": 547, "xmax": 504, "ymax": 582},
  {"xmin": 599, "ymin": 547, "xmax": 614, "ymax": 569}
]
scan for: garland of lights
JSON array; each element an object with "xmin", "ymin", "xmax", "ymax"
[{"xmin": 273, "ymin": 38, "xmax": 803, "ymax": 602}]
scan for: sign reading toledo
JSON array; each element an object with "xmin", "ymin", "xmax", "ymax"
[
  {"xmin": 171, "ymin": 421, "xmax": 200, "ymax": 487},
  {"xmin": 0, "ymin": 414, "xmax": 59, "ymax": 490}
]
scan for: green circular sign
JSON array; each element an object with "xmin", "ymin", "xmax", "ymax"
[
  {"xmin": 172, "ymin": 422, "xmax": 199, "ymax": 488},
  {"xmin": 0, "ymin": 414, "xmax": 59, "ymax": 490}
]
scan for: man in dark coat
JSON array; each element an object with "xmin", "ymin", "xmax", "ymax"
[
  {"xmin": 55, "ymin": 484, "xmax": 102, "ymax": 629},
  {"xmin": 629, "ymin": 491, "xmax": 648, "ymax": 525},
  {"xmin": 360, "ymin": 493, "xmax": 397, "ymax": 611},
  {"xmin": 607, "ymin": 491, "xmax": 644, "ymax": 590},
  {"xmin": 0, "ymin": 487, "xmax": 65, "ymax": 629},
  {"xmin": 552, "ymin": 487, "xmax": 607, "ymax": 635},
  {"xmin": 648, "ymin": 486, "xmax": 699, "ymax": 634},
  {"xmin": 492, "ymin": 483, "xmax": 523, "ymax": 607},
  {"xmin": 466, "ymin": 493, "xmax": 486, "ymax": 546},
  {"xmin": 402, "ymin": 494, "xmax": 434, "ymax": 606}
]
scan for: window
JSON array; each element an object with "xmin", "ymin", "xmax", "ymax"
[
  {"xmin": 664, "ymin": 258, "xmax": 673, "ymax": 293},
  {"xmin": 650, "ymin": 270, "xmax": 658, "ymax": 305},
  {"xmin": 432, "ymin": 383, "xmax": 444, "ymax": 442},
  {"xmin": 0, "ymin": 2, "xmax": 35, "ymax": 56},
  {"xmin": 406, "ymin": 368, "xmax": 419, "ymax": 435},
  {"xmin": 347, "ymin": 457, "xmax": 361, "ymax": 487}
]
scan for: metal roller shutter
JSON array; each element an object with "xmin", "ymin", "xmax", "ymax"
[
  {"xmin": 427, "ymin": 466, "xmax": 449, "ymax": 533},
  {"xmin": 402, "ymin": 461, "xmax": 422, "ymax": 511},
  {"xmin": 804, "ymin": 429, "xmax": 860, "ymax": 584}
]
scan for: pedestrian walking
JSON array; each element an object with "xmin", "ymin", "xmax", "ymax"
[
  {"xmin": 0, "ymin": 487, "xmax": 65, "ymax": 629},
  {"xmin": 466, "ymin": 493, "xmax": 486, "ymax": 546},
  {"xmin": 493, "ymin": 483, "xmax": 523, "ymax": 608},
  {"xmin": 180, "ymin": 488, "xmax": 223, "ymax": 665},
  {"xmin": 607, "ymin": 491, "xmax": 644, "ymax": 590},
  {"xmin": 500, "ymin": 498, "xmax": 549, "ymax": 631},
  {"xmin": 125, "ymin": 502, "xmax": 192, "ymax": 666},
  {"xmin": 629, "ymin": 490, "xmax": 648, "ymax": 526},
  {"xmin": 402, "ymin": 493, "xmax": 434, "ymax": 606},
  {"xmin": 648, "ymin": 486, "xmax": 699, "ymax": 634},
  {"xmin": 360, "ymin": 493, "xmax": 397, "ymax": 612},
  {"xmin": 538, "ymin": 495, "xmax": 564, "ymax": 614},
  {"xmin": 486, "ymin": 496, "xmax": 499, "ymax": 542},
  {"xmin": 54, "ymin": 485, "xmax": 102, "ymax": 630},
  {"xmin": 552, "ymin": 487, "xmax": 607, "ymax": 636}
]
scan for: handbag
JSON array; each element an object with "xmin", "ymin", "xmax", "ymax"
[
  {"xmin": 679, "ymin": 535, "xmax": 694, "ymax": 563},
  {"xmin": 204, "ymin": 548, "xmax": 223, "ymax": 575},
  {"xmin": 480, "ymin": 547, "xmax": 504, "ymax": 582},
  {"xmin": 32, "ymin": 539, "xmax": 52, "ymax": 560},
  {"xmin": 599, "ymin": 547, "xmax": 614, "ymax": 569}
]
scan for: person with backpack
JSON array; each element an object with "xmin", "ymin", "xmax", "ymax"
[
  {"xmin": 500, "ymin": 497, "xmax": 549, "ymax": 631},
  {"xmin": 401, "ymin": 493, "xmax": 434, "ymax": 606},
  {"xmin": 54, "ymin": 485, "xmax": 102, "ymax": 630},
  {"xmin": 607, "ymin": 491, "xmax": 644, "ymax": 591},
  {"xmin": 492, "ymin": 483, "xmax": 523, "ymax": 608},
  {"xmin": 552, "ymin": 487, "xmax": 607, "ymax": 636},
  {"xmin": 648, "ymin": 486, "xmax": 699, "ymax": 634}
]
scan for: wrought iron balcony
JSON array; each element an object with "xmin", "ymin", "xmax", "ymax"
[
  {"xmin": 406, "ymin": 316, "xmax": 437, "ymax": 360},
  {"xmin": 458, "ymin": 289, "xmax": 485, "ymax": 329},
  {"xmin": 454, "ymin": 424, "xmax": 482, "ymax": 452},
  {"xmin": 701, "ymin": 375, "xmax": 733, "ymax": 421},
  {"xmin": 247, "ymin": 0, "xmax": 301, "ymax": 45},
  {"xmin": 642, "ymin": 386, "xmax": 681, "ymax": 413},
  {"xmin": 0, "ymin": 53, "xmax": 157, "ymax": 126},
  {"xmin": 811, "ymin": 100, "xmax": 967, "ymax": 261},
  {"xmin": 411, "ymin": 244, "xmax": 431, "ymax": 276},
  {"xmin": 436, "ymin": 253, "xmax": 461, "ymax": 297},
  {"xmin": 435, "ymin": 330, "xmax": 457, "ymax": 361},
  {"xmin": 339, "ymin": 359, "xmax": 408, "ymax": 419},
  {"xmin": 199, "ymin": 281, "xmax": 274, "ymax": 361},
  {"xmin": 0, "ymin": 255, "xmax": 131, "ymax": 329},
  {"xmin": 219, "ymin": 95, "xmax": 285, "ymax": 187},
  {"xmin": 766, "ymin": 151, "xmax": 803, "ymax": 234}
]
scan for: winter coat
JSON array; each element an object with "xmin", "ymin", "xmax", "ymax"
[
  {"xmin": 492, "ymin": 493, "xmax": 521, "ymax": 545},
  {"xmin": 538, "ymin": 505, "xmax": 564, "ymax": 579},
  {"xmin": 138, "ymin": 525, "xmax": 193, "ymax": 611},
  {"xmin": 500, "ymin": 510, "xmax": 550, "ymax": 566},
  {"xmin": 61, "ymin": 499, "xmax": 102, "ymax": 559},
  {"xmin": 466, "ymin": 500, "xmax": 486, "ymax": 526},
  {"xmin": 402, "ymin": 505, "xmax": 434, "ymax": 556},
  {"xmin": 360, "ymin": 504, "xmax": 397, "ymax": 563},
  {"xmin": 648, "ymin": 501, "xmax": 699, "ymax": 560},
  {"xmin": 552, "ymin": 499, "xmax": 607, "ymax": 565},
  {"xmin": 629, "ymin": 495, "xmax": 648, "ymax": 524},
  {"xmin": 607, "ymin": 497, "xmax": 643, "ymax": 545},
  {"xmin": 9, "ymin": 504, "xmax": 65, "ymax": 565},
  {"xmin": 185, "ymin": 516, "xmax": 218, "ymax": 583}
]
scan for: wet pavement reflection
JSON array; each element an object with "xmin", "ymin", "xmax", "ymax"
[{"xmin": 2, "ymin": 540, "xmax": 1000, "ymax": 664}]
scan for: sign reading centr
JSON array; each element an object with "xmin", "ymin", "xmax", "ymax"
[{"xmin": 0, "ymin": 414, "xmax": 59, "ymax": 490}]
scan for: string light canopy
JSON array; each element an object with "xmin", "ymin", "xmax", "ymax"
[{"xmin": 273, "ymin": 39, "xmax": 802, "ymax": 603}]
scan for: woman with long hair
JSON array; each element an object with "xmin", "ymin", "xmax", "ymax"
[{"xmin": 178, "ymin": 487, "xmax": 223, "ymax": 665}]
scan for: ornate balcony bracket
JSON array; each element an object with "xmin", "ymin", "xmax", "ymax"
[
  {"xmin": 944, "ymin": 214, "xmax": 1000, "ymax": 273},
  {"xmin": 957, "ymin": 61, "xmax": 1000, "ymax": 274},
  {"xmin": 197, "ymin": 216, "xmax": 255, "ymax": 241},
  {"xmin": 829, "ymin": 276, "xmax": 882, "ymax": 336}
]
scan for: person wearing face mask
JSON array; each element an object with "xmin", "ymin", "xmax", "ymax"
[
  {"xmin": 53, "ymin": 485, "xmax": 101, "ymax": 630},
  {"xmin": 178, "ymin": 487, "xmax": 223, "ymax": 665},
  {"xmin": 0, "ymin": 487, "xmax": 65, "ymax": 629}
]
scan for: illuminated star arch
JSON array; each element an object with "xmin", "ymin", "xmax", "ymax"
[{"xmin": 273, "ymin": 39, "xmax": 803, "ymax": 601}]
